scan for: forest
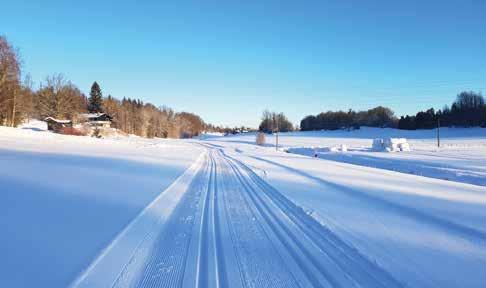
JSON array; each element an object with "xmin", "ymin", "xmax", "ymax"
[{"xmin": 398, "ymin": 91, "xmax": 486, "ymax": 130}]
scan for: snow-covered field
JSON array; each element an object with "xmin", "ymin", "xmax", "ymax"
[
  {"xmin": 212, "ymin": 128, "xmax": 486, "ymax": 186},
  {"xmin": 2, "ymin": 123, "xmax": 486, "ymax": 287},
  {"xmin": 203, "ymin": 129, "xmax": 486, "ymax": 287},
  {"xmin": 225, "ymin": 150, "xmax": 486, "ymax": 287},
  {"xmin": 0, "ymin": 121, "xmax": 203, "ymax": 287}
]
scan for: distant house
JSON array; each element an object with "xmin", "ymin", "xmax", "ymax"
[
  {"xmin": 45, "ymin": 117, "xmax": 72, "ymax": 132},
  {"xmin": 79, "ymin": 113, "xmax": 113, "ymax": 128}
]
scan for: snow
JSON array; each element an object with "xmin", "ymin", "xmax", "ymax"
[
  {"xmin": 18, "ymin": 119, "xmax": 48, "ymax": 131},
  {"xmin": 372, "ymin": 138, "xmax": 410, "ymax": 152},
  {"xmin": 3, "ymin": 123, "xmax": 486, "ymax": 287},
  {"xmin": 398, "ymin": 141, "xmax": 411, "ymax": 151},
  {"xmin": 44, "ymin": 117, "xmax": 72, "ymax": 124},
  {"xmin": 71, "ymin": 153, "xmax": 205, "ymax": 288},
  {"xmin": 198, "ymin": 132, "xmax": 225, "ymax": 140},
  {"xmin": 382, "ymin": 138, "xmax": 409, "ymax": 152},
  {"xmin": 372, "ymin": 138, "xmax": 384, "ymax": 151},
  {"xmin": 214, "ymin": 127, "xmax": 486, "ymax": 186},
  {"xmin": 340, "ymin": 144, "xmax": 347, "ymax": 152},
  {"xmin": 0, "ymin": 123, "xmax": 203, "ymax": 287},
  {"xmin": 207, "ymin": 136, "xmax": 486, "ymax": 287}
]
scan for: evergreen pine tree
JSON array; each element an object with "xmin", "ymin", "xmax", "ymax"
[{"xmin": 88, "ymin": 81, "xmax": 103, "ymax": 113}]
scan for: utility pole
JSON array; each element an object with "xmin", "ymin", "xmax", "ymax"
[
  {"xmin": 437, "ymin": 117, "xmax": 440, "ymax": 148},
  {"xmin": 275, "ymin": 116, "xmax": 279, "ymax": 151}
]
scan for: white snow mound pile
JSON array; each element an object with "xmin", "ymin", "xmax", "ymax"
[
  {"xmin": 372, "ymin": 138, "xmax": 384, "ymax": 151},
  {"xmin": 340, "ymin": 144, "xmax": 348, "ymax": 152},
  {"xmin": 373, "ymin": 138, "xmax": 411, "ymax": 152}
]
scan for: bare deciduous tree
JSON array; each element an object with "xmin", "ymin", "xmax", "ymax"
[
  {"xmin": 35, "ymin": 74, "xmax": 87, "ymax": 120},
  {"xmin": 0, "ymin": 35, "xmax": 21, "ymax": 126}
]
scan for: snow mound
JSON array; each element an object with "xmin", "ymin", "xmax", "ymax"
[
  {"xmin": 340, "ymin": 144, "xmax": 348, "ymax": 152},
  {"xmin": 372, "ymin": 138, "xmax": 384, "ymax": 151},
  {"xmin": 373, "ymin": 138, "xmax": 411, "ymax": 152}
]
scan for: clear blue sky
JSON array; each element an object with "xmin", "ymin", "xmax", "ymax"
[{"xmin": 2, "ymin": 0, "xmax": 486, "ymax": 127}]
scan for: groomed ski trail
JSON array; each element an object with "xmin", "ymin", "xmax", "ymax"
[{"xmin": 79, "ymin": 146, "xmax": 404, "ymax": 288}]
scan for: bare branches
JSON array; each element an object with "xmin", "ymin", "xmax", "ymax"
[
  {"xmin": 0, "ymin": 35, "xmax": 21, "ymax": 126},
  {"xmin": 35, "ymin": 74, "xmax": 87, "ymax": 120}
]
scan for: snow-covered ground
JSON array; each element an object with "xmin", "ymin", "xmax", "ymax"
[
  {"xmin": 0, "ymin": 121, "xmax": 203, "ymax": 287},
  {"xmin": 2, "ymin": 123, "xmax": 486, "ymax": 287},
  {"xmin": 210, "ymin": 128, "xmax": 486, "ymax": 186},
  {"xmin": 202, "ymin": 130, "xmax": 486, "ymax": 287}
]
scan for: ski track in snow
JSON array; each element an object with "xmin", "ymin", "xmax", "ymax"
[
  {"xmin": 92, "ymin": 145, "xmax": 404, "ymax": 288},
  {"xmin": 244, "ymin": 154, "xmax": 486, "ymax": 242}
]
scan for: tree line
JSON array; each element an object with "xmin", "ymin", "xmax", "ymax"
[
  {"xmin": 300, "ymin": 92, "xmax": 486, "ymax": 131},
  {"xmin": 0, "ymin": 35, "xmax": 206, "ymax": 138},
  {"xmin": 398, "ymin": 91, "xmax": 486, "ymax": 129},
  {"xmin": 300, "ymin": 106, "xmax": 397, "ymax": 131}
]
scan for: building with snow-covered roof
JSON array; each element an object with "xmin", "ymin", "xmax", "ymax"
[{"xmin": 44, "ymin": 117, "xmax": 72, "ymax": 132}]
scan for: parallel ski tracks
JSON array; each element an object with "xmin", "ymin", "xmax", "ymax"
[
  {"xmin": 223, "ymin": 151, "xmax": 403, "ymax": 288},
  {"xmin": 194, "ymin": 150, "xmax": 228, "ymax": 288},
  {"xmin": 115, "ymin": 146, "xmax": 403, "ymax": 288},
  {"xmin": 128, "ymin": 153, "xmax": 210, "ymax": 288}
]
